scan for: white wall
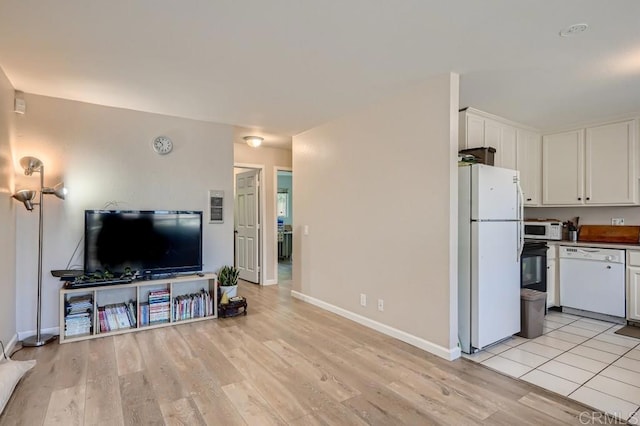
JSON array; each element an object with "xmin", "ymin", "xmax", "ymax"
[
  {"xmin": 14, "ymin": 94, "xmax": 234, "ymax": 336},
  {"xmin": 234, "ymin": 143, "xmax": 292, "ymax": 284},
  {"xmin": 292, "ymin": 73, "xmax": 460, "ymax": 359},
  {"xmin": 0, "ymin": 67, "xmax": 16, "ymax": 347}
]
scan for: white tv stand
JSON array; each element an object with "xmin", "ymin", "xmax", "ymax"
[{"xmin": 59, "ymin": 273, "xmax": 217, "ymax": 343}]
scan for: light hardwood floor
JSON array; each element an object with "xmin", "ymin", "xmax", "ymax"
[{"xmin": 1, "ymin": 281, "xmax": 618, "ymax": 425}]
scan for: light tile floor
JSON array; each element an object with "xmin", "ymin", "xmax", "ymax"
[{"xmin": 463, "ymin": 311, "xmax": 640, "ymax": 422}]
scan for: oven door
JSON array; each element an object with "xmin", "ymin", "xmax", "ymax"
[{"xmin": 521, "ymin": 243, "xmax": 547, "ymax": 292}]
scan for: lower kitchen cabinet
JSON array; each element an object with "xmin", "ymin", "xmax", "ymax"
[
  {"xmin": 627, "ymin": 251, "xmax": 640, "ymax": 321},
  {"xmin": 547, "ymin": 245, "xmax": 558, "ymax": 307}
]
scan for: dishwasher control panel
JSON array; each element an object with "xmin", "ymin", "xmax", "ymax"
[{"xmin": 559, "ymin": 246, "xmax": 625, "ymax": 263}]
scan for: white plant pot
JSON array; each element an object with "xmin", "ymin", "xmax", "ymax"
[{"xmin": 220, "ymin": 285, "xmax": 238, "ymax": 298}]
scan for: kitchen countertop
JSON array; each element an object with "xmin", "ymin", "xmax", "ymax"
[{"xmin": 542, "ymin": 240, "xmax": 640, "ymax": 250}]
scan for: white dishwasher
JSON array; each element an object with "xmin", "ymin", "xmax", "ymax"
[{"xmin": 559, "ymin": 246, "xmax": 626, "ymax": 318}]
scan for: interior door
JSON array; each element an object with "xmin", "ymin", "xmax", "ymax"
[{"xmin": 235, "ymin": 169, "xmax": 260, "ymax": 283}]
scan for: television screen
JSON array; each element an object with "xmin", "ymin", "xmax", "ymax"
[{"xmin": 84, "ymin": 210, "xmax": 203, "ymax": 276}]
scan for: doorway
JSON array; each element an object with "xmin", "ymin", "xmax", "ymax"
[
  {"xmin": 276, "ymin": 169, "xmax": 293, "ymax": 286},
  {"xmin": 234, "ymin": 166, "xmax": 264, "ymax": 284}
]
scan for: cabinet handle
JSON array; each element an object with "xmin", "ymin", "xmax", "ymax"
[
  {"xmin": 526, "ymin": 198, "xmax": 532, "ymax": 201},
  {"xmin": 586, "ymin": 197, "xmax": 590, "ymax": 201},
  {"xmin": 578, "ymin": 197, "xmax": 582, "ymax": 201}
]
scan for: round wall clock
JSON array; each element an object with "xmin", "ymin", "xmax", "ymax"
[{"xmin": 152, "ymin": 136, "xmax": 173, "ymax": 155}]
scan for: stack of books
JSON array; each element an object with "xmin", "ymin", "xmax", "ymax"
[
  {"xmin": 98, "ymin": 300, "xmax": 137, "ymax": 332},
  {"xmin": 148, "ymin": 289, "xmax": 170, "ymax": 324},
  {"xmin": 173, "ymin": 289, "xmax": 213, "ymax": 321},
  {"xmin": 64, "ymin": 294, "xmax": 93, "ymax": 337}
]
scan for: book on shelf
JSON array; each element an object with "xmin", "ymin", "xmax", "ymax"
[
  {"xmin": 126, "ymin": 300, "xmax": 137, "ymax": 327},
  {"xmin": 173, "ymin": 289, "xmax": 213, "ymax": 321},
  {"xmin": 98, "ymin": 302, "xmax": 137, "ymax": 333},
  {"xmin": 139, "ymin": 302, "xmax": 149, "ymax": 327},
  {"xmin": 148, "ymin": 289, "xmax": 170, "ymax": 324}
]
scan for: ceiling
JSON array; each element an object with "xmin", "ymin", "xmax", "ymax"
[{"xmin": 1, "ymin": 1, "xmax": 640, "ymax": 149}]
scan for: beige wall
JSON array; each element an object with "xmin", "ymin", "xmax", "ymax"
[
  {"xmin": 292, "ymin": 73, "xmax": 459, "ymax": 358},
  {"xmin": 0, "ymin": 67, "xmax": 16, "ymax": 346},
  {"xmin": 234, "ymin": 143, "xmax": 292, "ymax": 284},
  {"xmin": 14, "ymin": 94, "xmax": 234, "ymax": 336}
]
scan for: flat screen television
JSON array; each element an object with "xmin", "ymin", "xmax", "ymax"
[{"xmin": 84, "ymin": 210, "xmax": 203, "ymax": 277}]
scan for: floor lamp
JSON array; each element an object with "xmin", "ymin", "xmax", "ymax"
[{"xmin": 12, "ymin": 156, "xmax": 66, "ymax": 347}]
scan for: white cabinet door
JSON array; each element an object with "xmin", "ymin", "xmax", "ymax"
[
  {"xmin": 498, "ymin": 126, "xmax": 517, "ymax": 170},
  {"xmin": 542, "ymin": 130, "xmax": 584, "ymax": 205},
  {"xmin": 517, "ymin": 129, "xmax": 541, "ymax": 206},
  {"xmin": 585, "ymin": 120, "xmax": 637, "ymax": 205},
  {"xmin": 484, "ymin": 119, "xmax": 501, "ymax": 151},
  {"xmin": 547, "ymin": 245, "xmax": 558, "ymax": 307},
  {"xmin": 460, "ymin": 112, "xmax": 485, "ymax": 150},
  {"xmin": 547, "ymin": 259, "xmax": 557, "ymax": 307},
  {"xmin": 484, "ymin": 119, "xmax": 517, "ymax": 169},
  {"xmin": 628, "ymin": 266, "xmax": 640, "ymax": 321}
]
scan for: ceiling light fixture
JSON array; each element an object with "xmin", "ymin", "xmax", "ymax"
[
  {"xmin": 244, "ymin": 136, "xmax": 263, "ymax": 148},
  {"xmin": 559, "ymin": 23, "xmax": 589, "ymax": 37}
]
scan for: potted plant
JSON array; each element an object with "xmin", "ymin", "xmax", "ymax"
[{"xmin": 218, "ymin": 265, "xmax": 239, "ymax": 298}]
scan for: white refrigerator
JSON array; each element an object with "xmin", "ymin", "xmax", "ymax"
[{"xmin": 458, "ymin": 164, "xmax": 523, "ymax": 354}]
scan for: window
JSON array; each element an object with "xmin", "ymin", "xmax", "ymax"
[{"xmin": 277, "ymin": 190, "xmax": 289, "ymax": 217}]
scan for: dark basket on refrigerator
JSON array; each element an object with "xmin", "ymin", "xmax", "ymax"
[{"xmin": 459, "ymin": 147, "xmax": 496, "ymax": 166}]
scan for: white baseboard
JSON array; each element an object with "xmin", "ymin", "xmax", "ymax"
[
  {"xmin": 291, "ymin": 291, "xmax": 460, "ymax": 361},
  {"xmin": 4, "ymin": 334, "xmax": 18, "ymax": 358},
  {"xmin": 17, "ymin": 327, "xmax": 60, "ymax": 341},
  {"xmin": 263, "ymin": 279, "xmax": 278, "ymax": 286}
]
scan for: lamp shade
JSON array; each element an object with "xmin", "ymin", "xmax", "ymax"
[
  {"xmin": 43, "ymin": 182, "xmax": 67, "ymax": 200},
  {"xmin": 12, "ymin": 189, "xmax": 36, "ymax": 211},
  {"xmin": 19, "ymin": 156, "xmax": 43, "ymax": 176}
]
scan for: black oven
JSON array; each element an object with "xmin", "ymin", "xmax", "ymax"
[{"xmin": 521, "ymin": 240, "xmax": 547, "ymax": 292}]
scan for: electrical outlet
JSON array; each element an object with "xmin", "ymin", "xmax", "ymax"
[
  {"xmin": 612, "ymin": 218, "xmax": 625, "ymax": 226},
  {"xmin": 377, "ymin": 299, "xmax": 384, "ymax": 311},
  {"xmin": 360, "ymin": 294, "xmax": 366, "ymax": 307}
]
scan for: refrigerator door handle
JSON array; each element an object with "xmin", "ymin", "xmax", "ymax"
[{"xmin": 516, "ymin": 179, "xmax": 524, "ymax": 261}]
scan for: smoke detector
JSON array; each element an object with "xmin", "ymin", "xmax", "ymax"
[{"xmin": 559, "ymin": 23, "xmax": 589, "ymax": 37}]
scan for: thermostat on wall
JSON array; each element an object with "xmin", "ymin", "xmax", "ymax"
[{"xmin": 208, "ymin": 190, "xmax": 224, "ymax": 223}]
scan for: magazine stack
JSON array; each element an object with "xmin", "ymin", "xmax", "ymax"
[{"xmin": 64, "ymin": 294, "xmax": 93, "ymax": 337}]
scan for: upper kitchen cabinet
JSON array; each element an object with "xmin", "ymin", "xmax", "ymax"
[
  {"xmin": 542, "ymin": 120, "xmax": 638, "ymax": 206},
  {"xmin": 459, "ymin": 108, "xmax": 540, "ymax": 205},
  {"xmin": 459, "ymin": 108, "xmax": 517, "ymax": 169},
  {"xmin": 516, "ymin": 129, "xmax": 541, "ymax": 206},
  {"xmin": 585, "ymin": 120, "xmax": 637, "ymax": 205},
  {"xmin": 542, "ymin": 130, "xmax": 584, "ymax": 205}
]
